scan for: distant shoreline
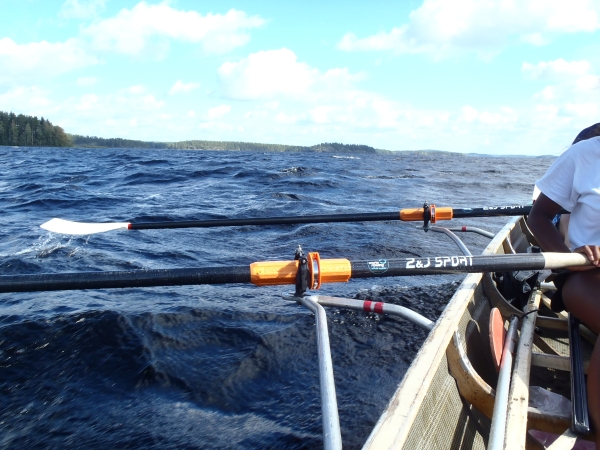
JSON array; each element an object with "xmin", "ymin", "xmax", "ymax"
[
  {"xmin": 69, "ymin": 135, "xmax": 399, "ymax": 154},
  {"xmin": 0, "ymin": 144, "xmax": 555, "ymax": 158}
]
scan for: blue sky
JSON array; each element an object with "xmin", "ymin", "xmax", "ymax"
[{"xmin": 1, "ymin": 0, "xmax": 599, "ymax": 155}]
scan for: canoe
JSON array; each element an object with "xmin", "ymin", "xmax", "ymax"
[{"xmin": 363, "ymin": 216, "xmax": 596, "ymax": 449}]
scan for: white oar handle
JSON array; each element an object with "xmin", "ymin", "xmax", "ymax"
[{"xmin": 543, "ymin": 252, "xmax": 590, "ymax": 269}]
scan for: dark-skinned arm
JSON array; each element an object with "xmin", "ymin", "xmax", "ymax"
[
  {"xmin": 528, "ymin": 193, "xmax": 570, "ymax": 253},
  {"xmin": 528, "ymin": 193, "xmax": 600, "ymax": 269}
]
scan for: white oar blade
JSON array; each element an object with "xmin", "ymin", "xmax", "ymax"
[{"xmin": 40, "ymin": 218, "xmax": 130, "ymax": 235}]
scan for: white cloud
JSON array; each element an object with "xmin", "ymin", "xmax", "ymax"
[
  {"xmin": 76, "ymin": 76, "xmax": 97, "ymax": 86},
  {"xmin": 197, "ymin": 120, "xmax": 237, "ymax": 132},
  {"xmin": 0, "ymin": 86, "xmax": 54, "ymax": 114},
  {"xmin": 462, "ymin": 105, "xmax": 478, "ymax": 122},
  {"xmin": 521, "ymin": 58, "xmax": 600, "ymax": 144},
  {"xmin": 59, "ymin": 0, "xmax": 107, "ymax": 19},
  {"xmin": 338, "ymin": 0, "xmax": 600, "ymax": 56},
  {"xmin": 57, "ymin": 87, "xmax": 165, "ymax": 137},
  {"xmin": 218, "ymin": 49, "xmax": 318, "ymax": 100},
  {"xmin": 520, "ymin": 33, "xmax": 549, "ymax": 46},
  {"xmin": 169, "ymin": 80, "xmax": 201, "ymax": 95},
  {"xmin": 275, "ymin": 112, "xmax": 299, "ymax": 124},
  {"xmin": 522, "ymin": 59, "xmax": 591, "ymax": 80},
  {"xmin": 71, "ymin": 87, "xmax": 164, "ymax": 117},
  {"xmin": 207, "ymin": 105, "xmax": 231, "ymax": 119},
  {"xmin": 310, "ymin": 105, "xmax": 336, "ymax": 124},
  {"xmin": 74, "ymin": 93, "xmax": 100, "ymax": 111},
  {"xmin": 126, "ymin": 85, "xmax": 146, "ymax": 94},
  {"xmin": 574, "ymin": 75, "xmax": 600, "ymax": 91},
  {"xmin": 526, "ymin": 59, "xmax": 599, "ymax": 102},
  {"xmin": 0, "ymin": 3, "xmax": 264, "ymax": 85},
  {"xmin": 83, "ymin": 2, "xmax": 265, "ymax": 56},
  {"xmin": 559, "ymin": 103, "xmax": 598, "ymax": 117},
  {"xmin": 0, "ymin": 37, "xmax": 98, "ymax": 84},
  {"xmin": 218, "ymin": 48, "xmax": 365, "ymax": 101}
]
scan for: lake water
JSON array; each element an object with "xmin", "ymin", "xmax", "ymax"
[{"xmin": 0, "ymin": 147, "xmax": 554, "ymax": 449}]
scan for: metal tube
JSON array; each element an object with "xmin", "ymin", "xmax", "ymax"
[
  {"xmin": 315, "ymin": 295, "xmax": 434, "ymax": 331},
  {"xmin": 299, "ymin": 295, "xmax": 343, "ymax": 450},
  {"xmin": 488, "ymin": 315, "xmax": 520, "ymax": 450},
  {"xmin": 569, "ymin": 314, "xmax": 591, "ymax": 434},
  {"xmin": 443, "ymin": 226, "xmax": 496, "ymax": 239},
  {"xmin": 540, "ymin": 282, "xmax": 556, "ymax": 291},
  {"xmin": 428, "ymin": 226, "xmax": 473, "ymax": 256}
]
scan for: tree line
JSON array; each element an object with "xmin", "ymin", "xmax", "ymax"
[
  {"xmin": 1, "ymin": 110, "xmax": 394, "ymax": 154},
  {"xmin": 0, "ymin": 111, "xmax": 70, "ymax": 147},
  {"xmin": 71, "ymin": 136, "xmax": 389, "ymax": 154},
  {"xmin": 71, "ymin": 135, "xmax": 167, "ymax": 149}
]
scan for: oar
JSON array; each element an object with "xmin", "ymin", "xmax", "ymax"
[
  {"xmin": 0, "ymin": 252, "xmax": 588, "ymax": 293},
  {"xmin": 40, "ymin": 204, "xmax": 537, "ymax": 235}
]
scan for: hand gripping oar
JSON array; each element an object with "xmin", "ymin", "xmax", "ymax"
[
  {"xmin": 40, "ymin": 204, "xmax": 537, "ymax": 235},
  {"xmin": 0, "ymin": 251, "xmax": 589, "ymax": 293}
]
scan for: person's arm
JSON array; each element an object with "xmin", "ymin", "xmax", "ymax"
[
  {"xmin": 528, "ymin": 193, "xmax": 570, "ymax": 252},
  {"xmin": 528, "ymin": 193, "xmax": 600, "ymax": 269}
]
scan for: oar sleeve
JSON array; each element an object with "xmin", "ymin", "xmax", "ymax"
[{"xmin": 400, "ymin": 206, "xmax": 453, "ymax": 222}]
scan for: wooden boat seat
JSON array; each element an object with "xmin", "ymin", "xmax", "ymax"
[{"xmin": 447, "ymin": 324, "xmax": 574, "ymax": 435}]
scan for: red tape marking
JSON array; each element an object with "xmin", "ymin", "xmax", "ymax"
[
  {"xmin": 363, "ymin": 300, "xmax": 384, "ymax": 314},
  {"xmin": 462, "ymin": 226, "xmax": 467, "ymax": 231}
]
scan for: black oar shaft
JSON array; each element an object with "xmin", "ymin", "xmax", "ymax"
[
  {"xmin": 452, "ymin": 206, "xmax": 532, "ymax": 218},
  {"xmin": 452, "ymin": 205, "xmax": 570, "ymax": 219},
  {"xmin": 129, "ymin": 212, "xmax": 402, "ymax": 229},
  {"xmin": 0, "ymin": 267, "xmax": 250, "ymax": 293}
]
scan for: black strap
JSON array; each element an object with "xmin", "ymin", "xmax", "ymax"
[
  {"xmin": 294, "ymin": 246, "xmax": 309, "ymax": 296},
  {"xmin": 423, "ymin": 202, "xmax": 431, "ymax": 231}
]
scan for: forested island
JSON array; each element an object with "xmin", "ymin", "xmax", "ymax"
[{"xmin": 2, "ymin": 110, "xmax": 443, "ymax": 155}]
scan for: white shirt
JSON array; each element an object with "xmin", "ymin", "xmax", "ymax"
[{"xmin": 535, "ymin": 136, "xmax": 600, "ymax": 250}]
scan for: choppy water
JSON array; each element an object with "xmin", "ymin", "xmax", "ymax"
[{"xmin": 0, "ymin": 147, "xmax": 554, "ymax": 449}]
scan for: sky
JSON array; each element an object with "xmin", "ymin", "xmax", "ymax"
[{"xmin": 1, "ymin": 0, "xmax": 599, "ymax": 155}]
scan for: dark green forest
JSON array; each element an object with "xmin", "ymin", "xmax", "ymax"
[
  {"xmin": 0, "ymin": 111, "xmax": 70, "ymax": 147},
  {"xmin": 71, "ymin": 135, "xmax": 167, "ymax": 149}
]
